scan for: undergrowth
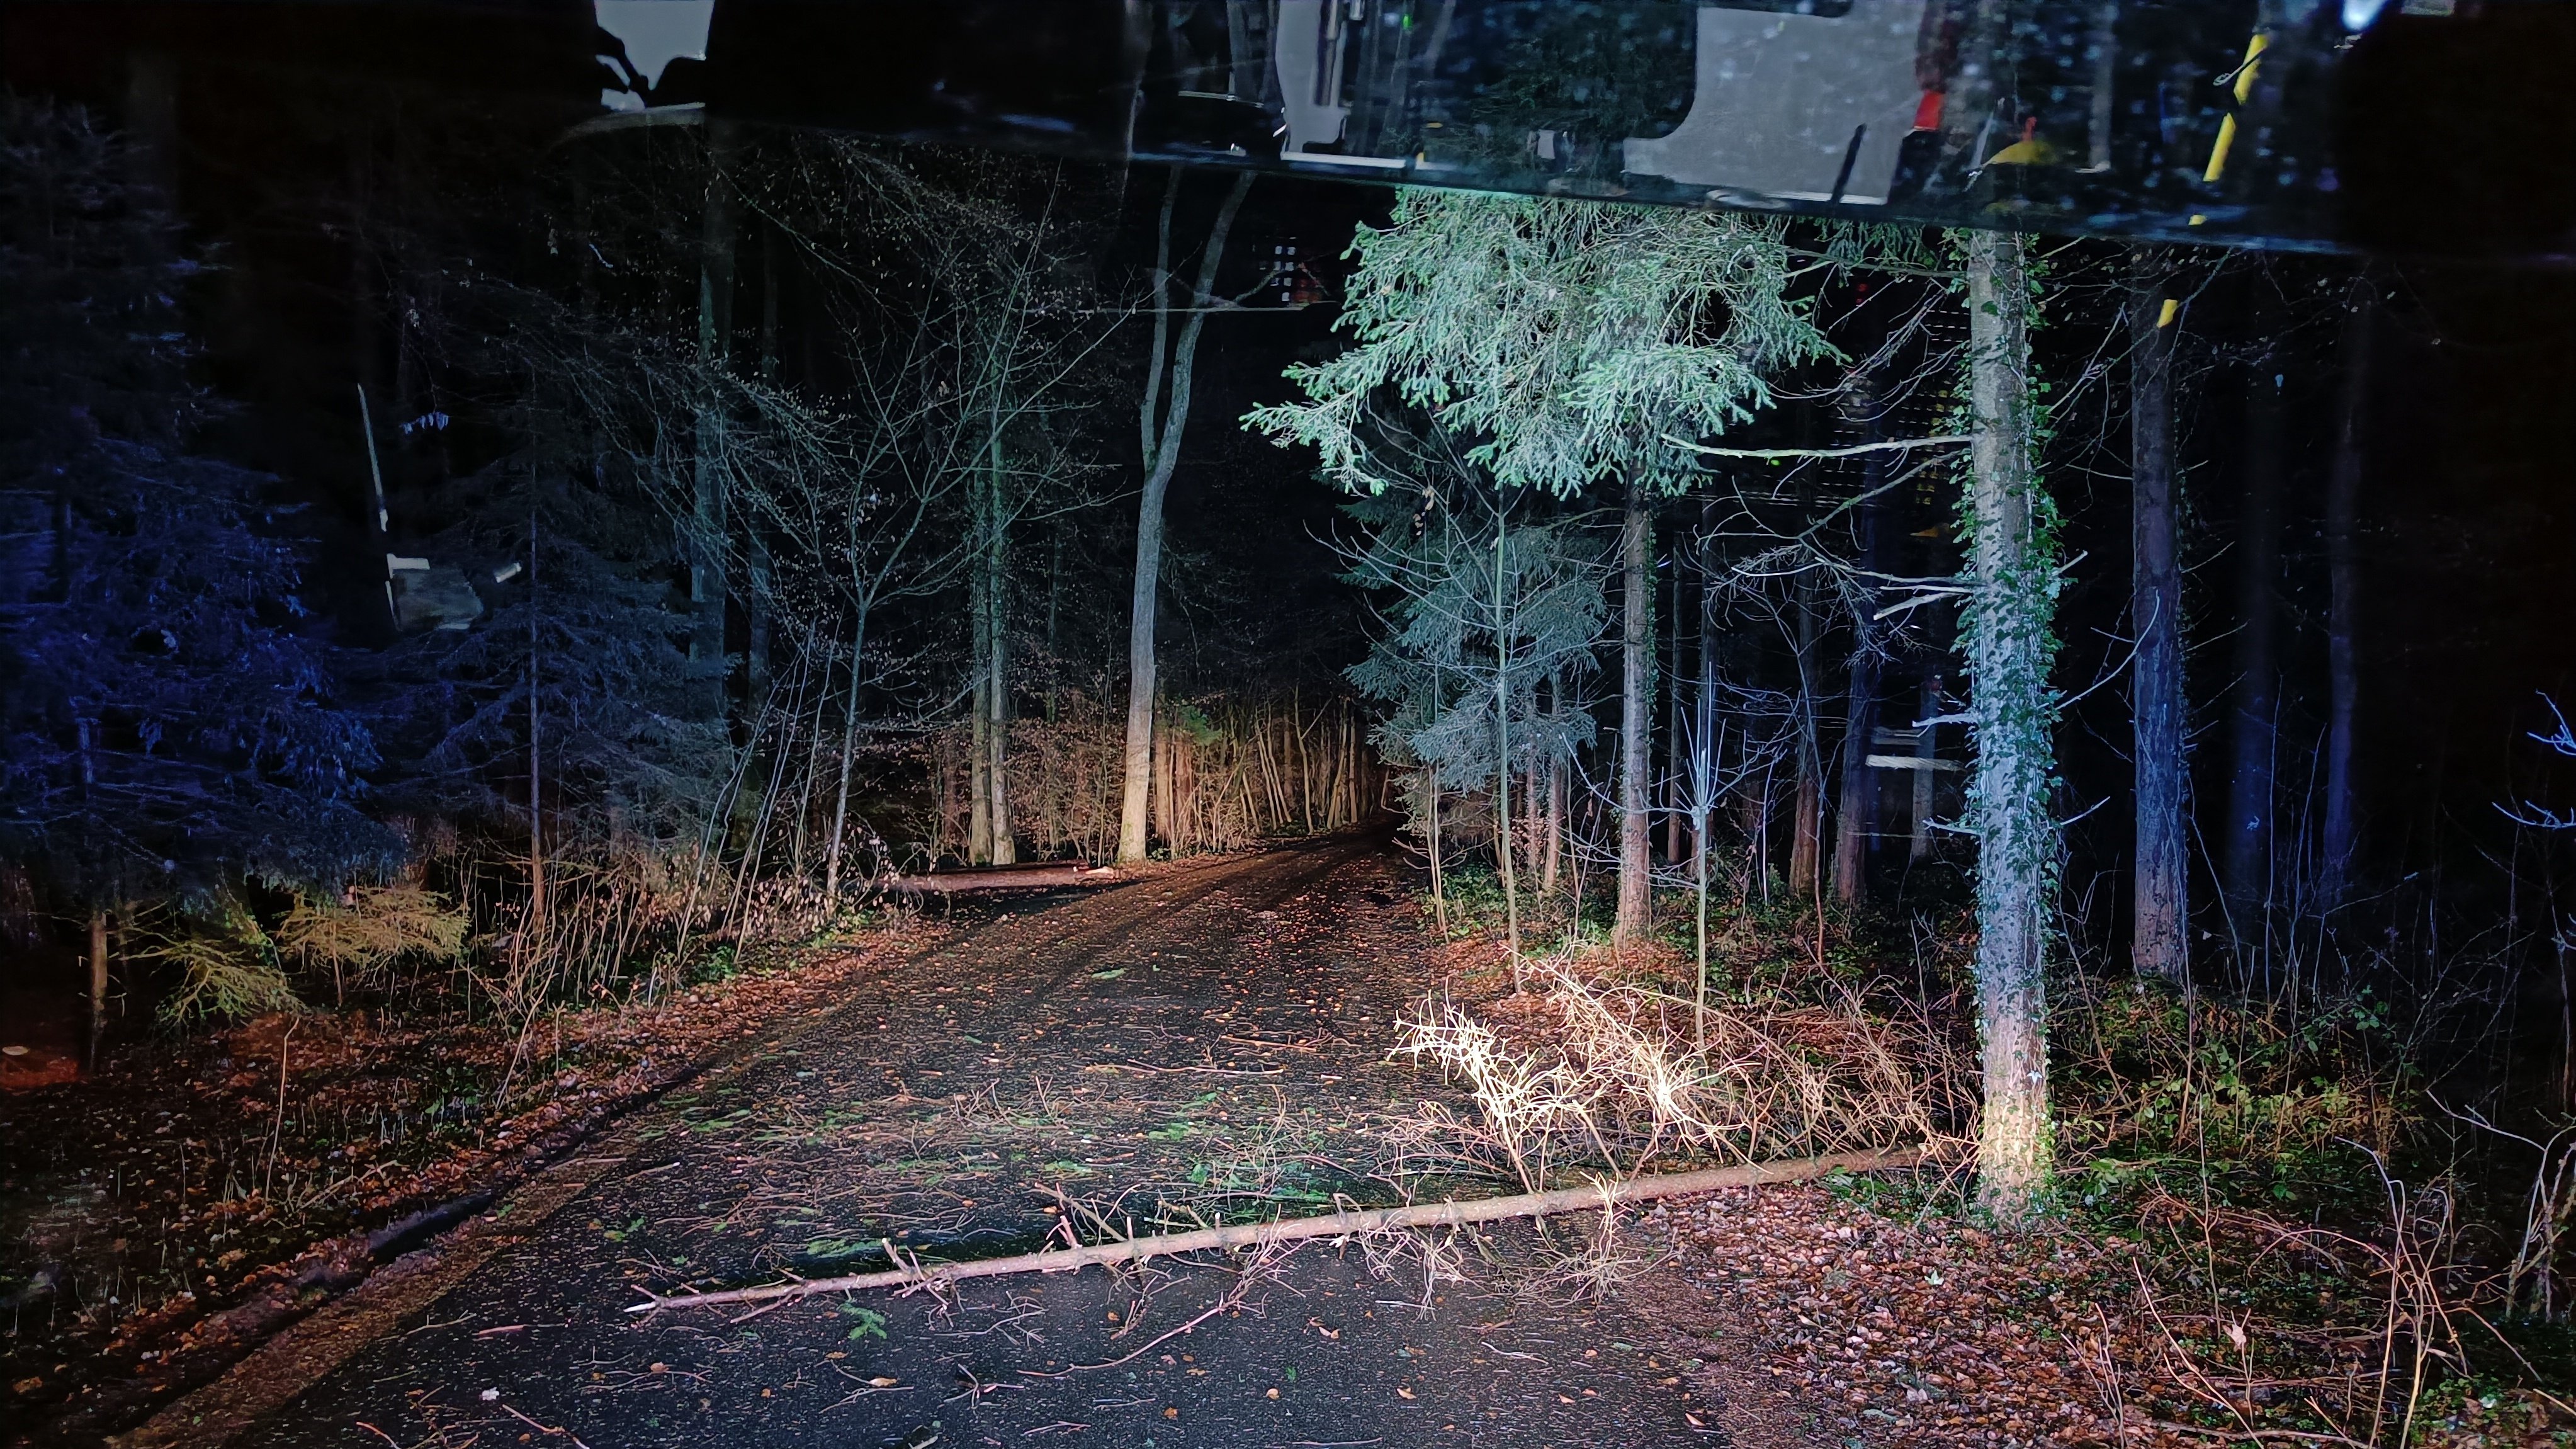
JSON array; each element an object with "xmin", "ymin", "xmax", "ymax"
[{"xmin": 1406, "ymin": 856, "xmax": 2576, "ymax": 1443}]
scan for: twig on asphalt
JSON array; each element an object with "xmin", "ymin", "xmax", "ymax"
[
  {"xmin": 498, "ymin": 1402, "xmax": 594, "ymax": 1449},
  {"xmin": 1119, "ymin": 1060, "xmax": 1285, "ymax": 1077}
]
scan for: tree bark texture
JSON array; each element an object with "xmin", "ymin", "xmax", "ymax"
[
  {"xmin": 1962, "ymin": 230, "xmax": 2059, "ymax": 1222},
  {"xmin": 1614, "ymin": 482, "xmax": 1653, "ymax": 947},
  {"xmin": 986, "ymin": 431, "xmax": 1015, "ymax": 865},
  {"xmin": 1665, "ymin": 562, "xmax": 1686, "ymax": 861},
  {"xmin": 2128, "ymin": 250, "xmax": 2188, "ymax": 987},
  {"xmin": 2321, "ymin": 285, "xmax": 2371, "ymax": 908},
  {"xmin": 635, "ymin": 1147, "xmax": 1921, "ymax": 1312},
  {"xmin": 822, "ymin": 609, "xmax": 869, "ymax": 904},
  {"xmin": 748, "ymin": 224, "xmax": 778, "ymax": 702},
  {"xmin": 2223, "ymin": 361, "xmax": 2283, "ymax": 922},
  {"xmin": 526, "ymin": 523, "xmax": 545, "ymax": 941},
  {"xmin": 968, "ymin": 428, "xmax": 1014, "ymax": 865},
  {"xmin": 86, "ymin": 909, "xmax": 108, "ymax": 1071},
  {"xmin": 1118, "ymin": 169, "xmax": 1252, "ymax": 863}
]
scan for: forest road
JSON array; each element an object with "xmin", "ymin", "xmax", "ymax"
[{"xmin": 144, "ymin": 832, "xmax": 1753, "ymax": 1449}]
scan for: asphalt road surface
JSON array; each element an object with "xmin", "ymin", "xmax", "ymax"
[{"xmin": 147, "ymin": 836, "xmax": 1737, "ymax": 1449}]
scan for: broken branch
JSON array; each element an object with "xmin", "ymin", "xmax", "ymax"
[
  {"xmin": 880, "ymin": 864, "xmax": 1124, "ymax": 895},
  {"xmin": 627, "ymin": 1147, "xmax": 1918, "ymax": 1313}
]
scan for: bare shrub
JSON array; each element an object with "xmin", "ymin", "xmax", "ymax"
[
  {"xmin": 1392, "ymin": 951, "xmax": 1960, "ymax": 1186},
  {"xmin": 1392, "ymin": 994, "xmax": 1612, "ymax": 1190},
  {"xmin": 2118, "ymin": 1162, "xmax": 2492, "ymax": 1447},
  {"xmin": 1523, "ymin": 1202, "xmax": 1664, "ymax": 1305}
]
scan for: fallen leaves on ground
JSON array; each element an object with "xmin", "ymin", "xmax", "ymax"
[
  {"xmin": 0, "ymin": 921, "xmax": 936, "ymax": 1439},
  {"xmin": 1625, "ymin": 1185, "xmax": 2562, "ymax": 1448}
]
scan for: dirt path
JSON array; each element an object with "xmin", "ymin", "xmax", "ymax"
[{"xmin": 122, "ymin": 835, "xmax": 1763, "ymax": 1449}]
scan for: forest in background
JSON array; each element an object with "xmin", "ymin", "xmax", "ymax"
[
  {"xmin": 0, "ymin": 86, "xmax": 1391, "ymax": 1048},
  {"xmin": 6, "ymin": 19, "xmax": 2576, "ymax": 1444}
]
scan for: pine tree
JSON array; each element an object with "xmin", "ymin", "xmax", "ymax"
[
  {"xmin": 1337, "ymin": 468, "xmax": 1608, "ymax": 954},
  {"xmin": 1248, "ymin": 188, "xmax": 1831, "ymax": 946},
  {"xmin": 0, "ymin": 96, "xmax": 390, "ymax": 1038}
]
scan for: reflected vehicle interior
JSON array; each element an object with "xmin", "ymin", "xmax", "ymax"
[{"xmin": 652, "ymin": 0, "xmax": 2571, "ymax": 259}]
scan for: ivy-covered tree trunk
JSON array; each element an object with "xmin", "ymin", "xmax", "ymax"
[
  {"xmin": 1962, "ymin": 230, "xmax": 2060, "ymax": 1222},
  {"xmin": 1615, "ymin": 482, "xmax": 1652, "ymax": 948},
  {"xmin": 2129, "ymin": 249, "xmax": 2188, "ymax": 987}
]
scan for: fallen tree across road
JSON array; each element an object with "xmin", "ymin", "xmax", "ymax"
[
  {"xmin": 626, "ymin": 1146, "xmax": 1921, "ymax": 1313},
  {"xmin": 879, "ymin": 863, "xmax": 1124, "ymax": 894}
]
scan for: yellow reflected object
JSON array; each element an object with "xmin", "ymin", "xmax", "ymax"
[{"xmin": 2203, "ymin": 32, "xmax": 2270, "ymax": 183}]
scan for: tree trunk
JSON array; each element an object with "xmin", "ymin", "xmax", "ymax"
[
  {"xmin": 526, "ymin": 523, "xmax": 545, "ymax": 942},
  {"xmin": 968, "ymin": 424, "xmax": 1012, "ymax": 866},
  {"xmin": 748, "ymin": 224, "xmax": 777, "ymax": 704},
  {"xmin": 1045, "ymin": 520, "xmax": 1064, "ymax": 722},
  {"xmin": 1912, "ymin": 674, "xmax": 1942, "ymax": 861},
  {"xmin": 1665, "ymin": 560, "xmax": 1686, "ymax": 861},
  {"xmin": 638, "ymin": 1148, "xmax": 1919, "ymax": 1313},
  {"xmin": 86, "ymin": 909, "xmax": 108, "ymax": 1072},
  {"xmin": 987, "ymin": 429, "xmax": 1015, "ymax": 865},
  {"xmin": 822, "ymin": 610, "xmax": 870, "ymax": 905},
  {"xmin": 1118, "ymin": 169, "xmax": 1252, "ymax": 863},
  {"xmin": 1493, "ymin": 502, "xmax": 1521, "ymax": 958},
  {"xmin": 1697, "ymin": 503, "xmax": 1722, "ymax": 1038},
  {"xmin": 1788, "ymin": 576, "xmax": 1823, "ymax": 897},
  {"xmin": 1426, "ymin": 761, "xmax": 1448, "ymax": 935},
  {"xmin": 691, "ymin": 119, "xmax": 737, "ymax": 676},
  {"xmin": 2321, "ymin": 284, "xmax": 2371, "ymax": 909},
  {"xmin": 1831, "ymin": 378, "xmax": 1883, "ymax": 904},
  {"xmin": 1833, "ymin": 473, "xmax": 1882, "ymax": 905},
  {"xmin": 1614, "ymin": 482, "xmax": 1654, "ymax": 948},
  {"xmin": 969, "ymin": 492, "xmax": 993, "ymax": 863},
  {"xmin": 1542, "ymin": 703, "xmax": 1564, "ymax": 900},
  {"xmin": 1962, "ymin": 229, "xmax": 2058, "ymax": 1224},
  {"xmin": 2129, "ymin": 249, "xmax": 2188, "ymax": 987},
  {"xmin": 2223, "ymin": 355, "xmax": 2283, "ymax": 926}
]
